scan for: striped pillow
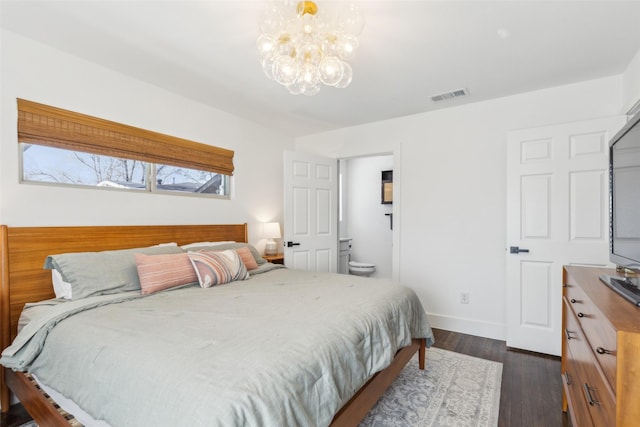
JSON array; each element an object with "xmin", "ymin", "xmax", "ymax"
[
  {"xmin": 187, "ymin": 250, "xmax": 250, "ymax": 288},
  {"xmin": 235, "ymin": 246, "xmax": 258, "ymax": 270},
  {"xmin": 135, "ymin": 253, "xmax": 198, "ymax": 295}
]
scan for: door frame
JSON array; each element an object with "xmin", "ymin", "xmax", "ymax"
[{"xmin": 337, "ymin": 142, "xmax": 403, "ymax": 282}]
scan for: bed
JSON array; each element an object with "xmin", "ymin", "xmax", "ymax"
[{"xmin": 0, "ymin": 223, "xmax": 433, "ymax": 426}]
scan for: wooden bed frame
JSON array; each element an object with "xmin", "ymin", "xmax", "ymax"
[{"xmin": 0, "ymin": 223, "xmax": 425, "ymax": 426}]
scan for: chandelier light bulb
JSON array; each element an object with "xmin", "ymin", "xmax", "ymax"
[
  {"xmin": 301, "ymin": 62, "xmax": 319, "ymax": 85},
  {"xmin": 319, "ymin": 56, "xmax": 344, "ymax": 86},
  {"xmin": 257, "ymin": 1, "xmax": 363, "ymax": 95},
  {"xmin": 256, "ymin": 34, "xmax": 275, "ymax": 58},
  {"xmin": 334, "ymin": 62, "xmax": 353, "ymax": 89},
  {"xmin": 272, "ymin": 55, "xmax": 299, "ymax": 86},
  {"xmin": 336, "ymin": 34, "xmax": 358, "ymax": 60}
]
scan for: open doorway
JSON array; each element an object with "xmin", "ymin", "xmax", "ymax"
[{"xmin": 338, "ymin": 154, "xmax": 394, "ymax": 278}]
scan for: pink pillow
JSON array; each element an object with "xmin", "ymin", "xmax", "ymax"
[
  {"xmin": 235, "ymin": 246, "xmax": 258, "ymax": 270},
  {"xmin": 135, "ymin": 253, "xmax": 198, "ymax": 295}
]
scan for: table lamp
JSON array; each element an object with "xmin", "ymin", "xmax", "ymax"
[{"xmin": 262, "ymin": 222, "xmax": 281, "ymax": 255}]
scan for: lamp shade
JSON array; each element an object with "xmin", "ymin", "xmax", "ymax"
[
  {"xmin": 262, "ymin": 222, "xmax": 281, "ymax": 239},
  {"xmin": 262, "ymin": 222, "xmax": 281, "ymax": 256}
]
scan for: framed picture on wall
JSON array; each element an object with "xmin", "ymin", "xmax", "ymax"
[
  {"xmin": 381, "ymin": 170, "xmax": 393, "ymax": 204},
  {"xmin": 382, "ymin": 182, "xmax": 392, "ymax": 204}
]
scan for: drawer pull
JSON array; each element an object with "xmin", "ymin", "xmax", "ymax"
[
  {"xmin": 596, "ymin": 347, "xmax": 613, "ymax": 355},
  {"xmin": 570, "ymin": 298, "xmax": 581, "ymax": 304},
  {"xmin": 577, "ymin": 312, "xmax": 585, "ymax": 318},
  {"xmin": 564, "ymin": 372, "xmax": 572, "ymax": 386},
  {"xmin": 564, "ymin": 329, "xmax": 575, "ymax": 340},
  {"xmin": 583, "ymin": 383, "xmax": 599, "ymax": 406}
]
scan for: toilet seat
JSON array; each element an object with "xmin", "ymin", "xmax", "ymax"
[
  {"xmin": 348, "ymin": 261, "xmax": 376, "ymax": 276},
  {"xmin": 349, "ymin": 261, "xmax": 375, "ymax": 268}
]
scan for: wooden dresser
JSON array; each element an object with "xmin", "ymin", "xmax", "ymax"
[{"xmin": 562, "ymin": 266, "xmax": 640, "ymax": 426}]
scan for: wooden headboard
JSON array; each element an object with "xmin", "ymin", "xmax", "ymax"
[{"xmin": 0, "ymin": 223, "xmax": 247, "ymax": 410}]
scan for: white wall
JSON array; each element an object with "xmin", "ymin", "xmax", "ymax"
[
  {"xmin": 296, "ymin": 76, "xmax": 624, "ymax": 340},
  {"xmin": 0, "ymin": 30, "xmax": 294, "ymax": 246},
  {"xmin": 623, "ymin": 48, "xmax": 640, "ymax": 114},
  {"xmin": 344, "ymin": 155, "xmax": 393, "ymax": 278}
]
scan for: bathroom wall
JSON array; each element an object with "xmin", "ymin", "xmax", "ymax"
[{"xmin": 343, "ymin": 155, "xmax": 393, "ymax": 278}]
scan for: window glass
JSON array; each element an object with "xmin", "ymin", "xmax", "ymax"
[
  {"xmin": 21, "ymin": 144, "xmax": 230, "ymax": 197},
  {"xmin": 22, "ymin": 144, "xmax": 147, "ymax": 188},
  {"xmin": 154, "ymin": 164, "xmax": 229, "ymax": 196}
]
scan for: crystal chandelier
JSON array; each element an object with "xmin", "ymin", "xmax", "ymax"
[{"xmin": 257, "ymin": 1, "xmax": 365, "ymax": 96}]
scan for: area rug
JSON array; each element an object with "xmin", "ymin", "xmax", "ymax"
[{"xmin": 359, "ymin": 347, "xmax": 503, "ymax": 427}]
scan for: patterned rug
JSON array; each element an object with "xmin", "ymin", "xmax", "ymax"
[
  {"xmin": 360, "ymin": 347, "xmax": 503, "ymax": 427},
  {"xmin": 18, "ymin": 348, "xmax": 502, "ymax": 427}
]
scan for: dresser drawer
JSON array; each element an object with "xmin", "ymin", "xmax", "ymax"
[
  {"xmin": 563, "ymin": 355, "xmax": 595, "ymax": 427},
  {"xmin": 574, "ymin": 353, "xmax": 615, "ymax": 427},
  {"xmin": 565, "ymin": 291, "xmax": 618, "ymax": 391},
  {"xmin": 564, "ymin": 300, "xmax": 615, "ymax": 427}
]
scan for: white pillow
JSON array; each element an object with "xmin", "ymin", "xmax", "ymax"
[
  {"xmin": 180, "ymin": 241, "xmax": 235, "ymax": 249},
  {"xmin": 51, "ymin": 269, "xmax": 73, "ymax": 299}
]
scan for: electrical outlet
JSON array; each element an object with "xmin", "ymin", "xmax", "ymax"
[{"xmin": 460, "ymin": 292, "xmax": 470, "ymax": 304}]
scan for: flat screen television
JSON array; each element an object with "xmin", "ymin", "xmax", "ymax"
[{"xmin": 600, "ymin": 112, "xmax": 640, "ymax": 306}]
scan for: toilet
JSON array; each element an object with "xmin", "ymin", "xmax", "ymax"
[{"xmin": 348, "ymin": 261, "xmax": 376, "ymax": 277}]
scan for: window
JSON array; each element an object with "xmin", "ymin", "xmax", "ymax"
[
  {"xmin": 17, "ymin": 99, "xmax": 233, "ymax": 198},
  {"xmin": 154, "ymin": 164, "xmax": 228, "ymax": 195},
  {"xmin": 21, "ymin": 145, "xmax": 230, "ymax": 196},
  {"xmin": 22, "ymin": 145, "xmax": 147, "ymax": 189}
]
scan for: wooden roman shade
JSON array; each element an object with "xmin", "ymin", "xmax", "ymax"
[{"xmin": 17, "ymin": 99, "xmax": 234, "ymax": 175}]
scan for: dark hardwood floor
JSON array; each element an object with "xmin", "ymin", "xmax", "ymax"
[
  {"xmin": 0, "ymin": 403, "xmax": 31, "ymax": 427},
  {"xmin": 431, "ymin": 328, "xmax": 569, "ymax": 427},
  {"xmin": 1, "ymin": 328, "xmax": 569, "ymax": 427}
]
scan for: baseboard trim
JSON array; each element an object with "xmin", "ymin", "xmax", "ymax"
[{"xmin": 427, "ymin": 313, "xmax": 506, "ymax": 342}]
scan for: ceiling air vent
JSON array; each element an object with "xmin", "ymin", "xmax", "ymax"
[{"xmin": 430, "ymin": 88, "xmax": 469, "ymax": 103}]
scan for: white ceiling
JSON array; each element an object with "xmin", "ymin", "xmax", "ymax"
[{"xmin": 2, "ymin": 0, "xmax": 640, "ymax": 137}]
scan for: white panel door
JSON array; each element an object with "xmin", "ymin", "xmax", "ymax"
[
  {"xmin": 284, "ymin": 150, "xmax": 338, "ymax": 272},
  {"xmin": 506, "ymin": 116, "xmax": 625, "ymax": 356}
]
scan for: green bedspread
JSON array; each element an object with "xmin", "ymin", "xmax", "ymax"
[{"xmin": 2, "ymin": 268, "xmax": 434, "ymax": 427}]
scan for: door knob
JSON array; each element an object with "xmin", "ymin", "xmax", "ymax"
[
  {"xmin": 509, "ymin": 246, "xmax": 530, "ymax": 254},
  {"xmin": 286, "ymin": 241, "xmax": 301, "ymax": 247}
]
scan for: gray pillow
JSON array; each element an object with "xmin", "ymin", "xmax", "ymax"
[
  {"xmin": 44, "ymin": 245, "xmax": 184, "ymax": 300},
  {"xmin": 184, "ymin": 242, "xmax": 266, "ymax": 266}
]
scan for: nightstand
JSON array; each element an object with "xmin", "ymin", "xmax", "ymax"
[{"xmin": 263, "ymin": 254, "xmax": 284, "ymax": 265}]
